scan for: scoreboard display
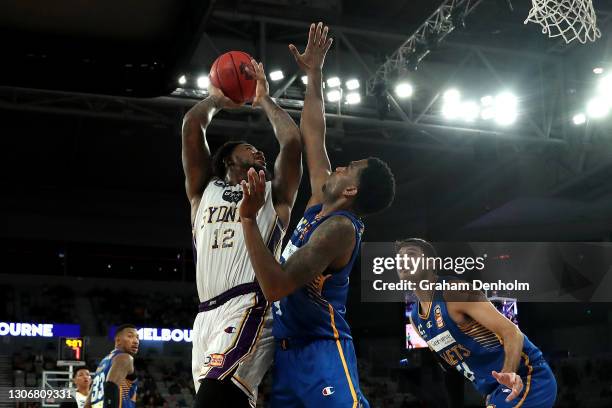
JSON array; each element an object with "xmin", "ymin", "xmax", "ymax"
[{"xmin": 58, "ymin": 337, "xmax": 85, "ymax": 365}]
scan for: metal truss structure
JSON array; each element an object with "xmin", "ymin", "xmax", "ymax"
[
  {"xmin": 366, "ymin": 0, "xmax": 486, "ymax": 95},
  {"xmin": 2, "ymin": 5, "xmax": 612, "ymax": 193}
]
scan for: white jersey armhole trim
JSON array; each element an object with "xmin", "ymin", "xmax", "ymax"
[
  {"xmin": 192, "ymin": 177, "xmax": 221, "ymax": 235},
  {"xmin": 266, "ymin": 180, "xmax": 290, "ymax": 234}
]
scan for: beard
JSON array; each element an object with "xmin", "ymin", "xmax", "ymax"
[{"xmin": 238, "ymin": 161, "xmax": 271, "ymax": 181}]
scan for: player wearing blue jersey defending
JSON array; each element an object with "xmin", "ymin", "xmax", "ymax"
[
  {"xmin": 85, "ymin": 324, "xmax": 139, "ymax": 408},
  {"xmin": 397, "ymin": 239, "xmax": 557, "ymax": 408},
  {"xmin": 238, "ymin": 22, "xmax": 396, "ymax": 408}
]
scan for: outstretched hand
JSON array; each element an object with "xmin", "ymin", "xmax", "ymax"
[
  {"xmin": 244, "ymin": 59, "xmax": 269, "ymax": 107},
  {"xmin": 492, "ymin": 371, "xmax": 523, "ymax": 402},
  {"xmin": 289, "ymin": 22, "xmax": 333, "ymax": 73},
  {"xmin": 239, "ymin": 168, "xmax": 267, "ymax": 221}
]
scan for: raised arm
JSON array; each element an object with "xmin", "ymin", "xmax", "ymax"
[
  {"xmin": 249, "ymin": 60, "xmax": 302, "ymax": 227},
  {"xmin": 182, "ymin": 86, "xmax": 240, "ymax": 224},
  {"xmin": 289, "ymin": 22, "xmax": 333, "ymax": 206},
  {"xmin": 102, "ymin": 354, "xmax": 134, "ymax": 408},
  {"xmin": 239, "ymin": 168, "xmax": 355, "ymax": 301}
]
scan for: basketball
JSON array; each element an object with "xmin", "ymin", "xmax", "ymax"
[{"xmin": 209, "ymin": 51, "xmax": 257, "ymax": 104}]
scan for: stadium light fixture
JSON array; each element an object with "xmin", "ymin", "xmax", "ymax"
[
  {"xmin": 443, "ymin": 88, "xmax": 461, "ymax": 102},
  {"xmin": 480, "ymin": 95, "xmax": 493, "ymax": 106},
  {"xmin": 196, "ymin": 75, "xmax": 209, "ymax": 89},
  {"xmin": 327, "ymin": 77, "xmax": 341, "ymax": 88},
  {"xmin": 178, "ymin": 75, "xmax": 187, "ymax": 86},
  {"xmin": 327, "ymin": 89, "xmax": 342, "ymax": 102},
  {"xmin": 269, "ymin": 70, "xmax": 284, "ymax": 81},
  {"xmin": 593, "ymin": 67, "xmax": 604, "ymax": 75},
  {"xmin": 572, "ymin": 113, "xmax": 586, "ymax": 125},
  {"xmin": 461, "ymin": 101, "xmax": 480, "ymax": 122},
  {"xmin": 598, "ymin": 74, "xmax": 612, "ymax": 93},
  {"xmin": 395, "ymin": 82, "xmax": 414, "ymax": 98},
  {"xmin": 345, "ymin": 92, "xmax": 361, "ymax": 105},
  {"xmin": 494, "ymin": 92, "xmax": 518, "ymax": 126},
  {"xmin": 586, "ymin": 97, "xmax": 610, "ymax": 119},
  {"xmin": 345, "ymin": 79, "xmax": 360, "ymax": 90}
]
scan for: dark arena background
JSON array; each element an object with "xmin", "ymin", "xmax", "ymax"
[{"xmin": 1, "ymin": 0, "xmax": 612, "ymax": 407}]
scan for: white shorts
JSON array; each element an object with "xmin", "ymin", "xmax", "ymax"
[{"xmin": 192, "ymin": 290, "xmax": 273, "ymax": 407}]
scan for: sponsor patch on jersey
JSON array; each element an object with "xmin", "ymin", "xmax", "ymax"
[
  {"xmin": 434, "ymin": 305, "xmax": 445, "ymax": 328},
  {"xmin": 222, "ymin": 190, "xmax": 243, "ymax": 204},
  {"xmin": 224, "ymin": 326, "xmax": 236, "ymax": 334},
  {"xmin": 322, "ymin": 386, "xmax": 335, "ymax": 396},
  {"xmin": 427, "ymin": 330, "xmax": 456, "ymax": 352},
  {"xmin": 281, "ymin": 241, "xmax": 299, "ymax": 260},
  {"xmin": 205, "ymin": 353, "xmax": 225, "ymax": 367}
]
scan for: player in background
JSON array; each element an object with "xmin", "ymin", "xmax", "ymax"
[
  {"xmin": 73, "ymin": 368, "xmax": 91, "ymax": 408},
  {"xmin": 397, "ymin": 238, "xmax": 557, "ymax": 408},
  {"xmin": 182, "ymin": 59, "xmax": 301, "ymax": 407},
  {"xmin": 85, "ymin": 324, "xmax": 139, "ymax": 408},
  {"xmin": 239, "ymin": 22, "xmax": 396, "ymax": 407}
]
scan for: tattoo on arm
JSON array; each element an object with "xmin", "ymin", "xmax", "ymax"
[
  {"xmin": 282, "ymin": 216, "xmax": 355, "ymax": 288},
  {"xmin": 181, "ymin": 96, "xmax": 222, "ymax": 211},
  {"xmin": 107, "ymin": 354, "xmax": 133, "ymax": 385},
  {"xmin": 259, "ymin": 96, "xmax": 302, "ymax": 224}
]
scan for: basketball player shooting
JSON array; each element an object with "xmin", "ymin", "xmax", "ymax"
[
  {"xmin": 85, "ymin": 324, "xmax": 139, "ymax": 408},
  {"xmin": 397, "ymin": 239, "xmax": 558, "ymax": 408},
  {"xmin": 182, "ymin": 59, "xmax": 302, "ymax": 407},
  {"xmin": 239, "ymin": 23, "xmax": 395, "ymax": 408}
]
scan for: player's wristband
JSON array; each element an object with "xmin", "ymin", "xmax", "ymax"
[{"xmin": 102, "ymin": 382, "xmax": 119, "ymax": 408}]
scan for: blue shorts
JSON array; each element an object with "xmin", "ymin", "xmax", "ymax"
[
  {"xmin": 486, "ymin": 359, "xmax": 557, "ymax": 408},
  {"xmin": 271, "ymin": 338, "xmax": 369, "ymax": 408}
]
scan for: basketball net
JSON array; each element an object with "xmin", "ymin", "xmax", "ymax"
[{"xmin": 524, "ymin": 0, "xmax": 601, "ymax": 44}]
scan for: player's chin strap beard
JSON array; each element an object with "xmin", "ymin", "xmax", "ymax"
[
  {"xmin": 238, "ymin": 161, "xmax": 270, "ymax": 180},
  {"xmin": 224, "ymin": 160, "xmax": 270, "ymax": 183}
]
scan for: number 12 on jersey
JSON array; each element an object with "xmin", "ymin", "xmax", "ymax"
[{"xmin": 212, "ymin": 228, "xmax": 235, "ymax": 249}]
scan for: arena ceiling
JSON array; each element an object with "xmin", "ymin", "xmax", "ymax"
[{"xmin": 1, "ymin": 0, "xmax": 612, "ymax": 249}]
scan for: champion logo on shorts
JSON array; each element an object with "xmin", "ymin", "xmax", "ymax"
[
  {"xmin": 224, "ymin": 326, "xmax": 236, "ymax": 334},
  {"xmin": 205, "ymin": 353, "xmax": 225, "ymax": 368},
  {"xmin": 322, "ymin": 386, "xmax": 335, "ymax": 396}
]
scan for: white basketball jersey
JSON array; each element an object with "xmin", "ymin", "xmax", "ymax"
[{"xmin": 193, "ymin": 178, "xmax": 284, "ymax": 301}]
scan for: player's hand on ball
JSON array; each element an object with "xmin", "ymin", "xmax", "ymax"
[
  {"xmin": 207, "ymin": 83, "xmax": 243, "ymax": 109},
  {"xmin": 491, "ymin": 371, "xmax": 523, "ymax": 402},
  {"xmin": 240, "ymin": 168, "xmax": 266, "ymax": 220},
  {"xmin": 245, "ymin": 59, "xmax": 269, "ymax": 107},
  {"xmin": 289, "ymin": 22, "xmax": 333, "ymax": 73}
]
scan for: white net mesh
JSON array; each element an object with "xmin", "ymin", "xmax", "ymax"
[{"xmin": 524, "ymin": 0, "xmax": 601, "ymax": 44}]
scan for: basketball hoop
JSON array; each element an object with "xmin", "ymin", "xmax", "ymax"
[{"xmin": 524, "ymin": 0, "xmax": 601, "ymax": 44}]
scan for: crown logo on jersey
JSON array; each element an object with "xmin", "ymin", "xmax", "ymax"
[{"xmin": 222, "ymin": 190, "xmax": 243, "ymax": 204}]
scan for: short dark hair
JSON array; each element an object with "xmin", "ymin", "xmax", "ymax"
[
  {"xmin": 212, "ymin": 141, "xmax": 248, "ymax": 179},
  {"xmin": 353, "ymin": 157, "xmax": 395, "ymax": 215},
  {"xmin": 115, "ymin": 324, "xmax": 137, "ymax": 338},
  {"xmin": 73, "ymin": 367, "xmax": 89, "ymax": 378},
  {"xmin": 396, "ymin": 238, "xmax": 438, "ymax": 258}
]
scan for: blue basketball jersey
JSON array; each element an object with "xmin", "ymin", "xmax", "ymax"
[
  {"xmin": 273, "ymin": 204, "xmax": 364, "ymax": 340},
  {"xmin": 90, "ymin": 350, "xmax": 137, "ymax": 408},
  {"xmin": 410, "ymin": 282, "xmax": 543, "ymax": 396}
]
